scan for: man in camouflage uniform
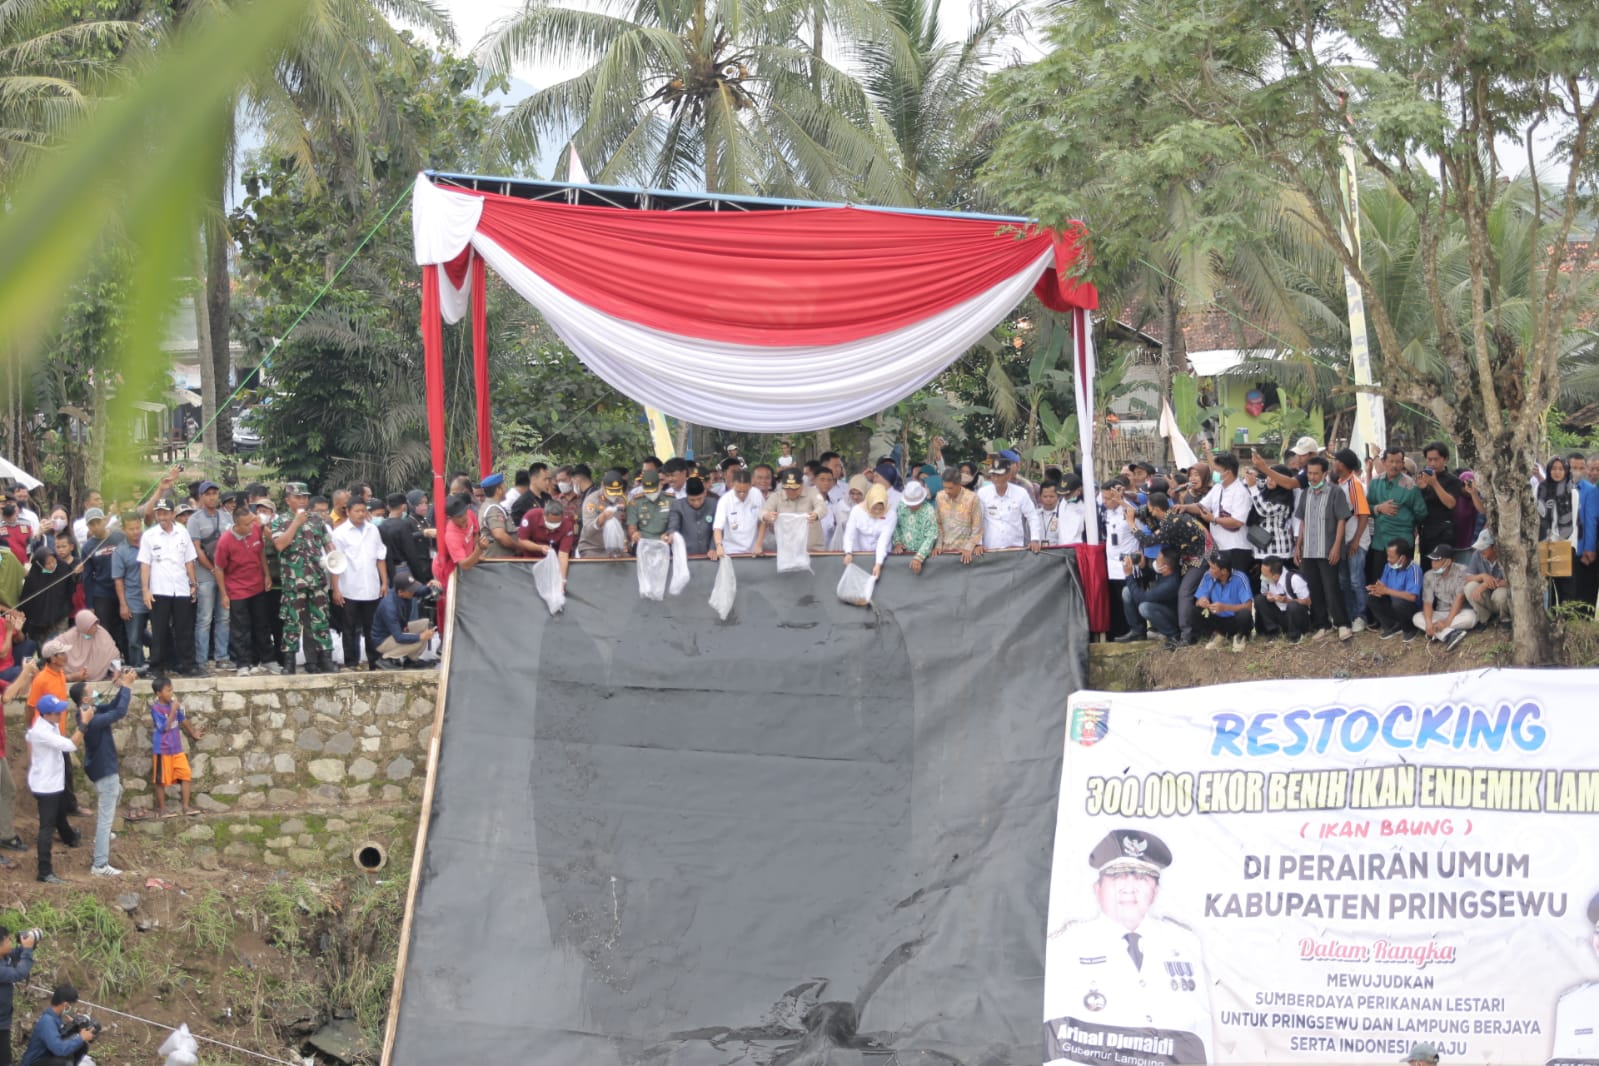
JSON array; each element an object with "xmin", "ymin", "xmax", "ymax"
[
  {"xmin": 626, "ymin": 468, "xmax": 674, "ymax": 551},
  {"xmin": 269, "ymin": 482, "xmax": 334, "ymax": 674}
]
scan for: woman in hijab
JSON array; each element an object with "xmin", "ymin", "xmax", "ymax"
[
  {"xmin": 65, "ymin": 609, "xmax": 119, "ymax": 682},
  {"xmin": 829, "ymin": 475, "xmax": 868, "ymax": 550},
  {"xmin": 20, "ymin": 548, "xmax": 74, "ymax": 643},
  {"xmin": 1538, "ymin": 455, "xmax": 1579, "ymax": 603},
  {"xmin": 842, "ymin": 484, "xmax": 896, "ymax": 577},
  {"xmin": 958, "ymin": 461, "xmax": 984, "ymax": 493}
]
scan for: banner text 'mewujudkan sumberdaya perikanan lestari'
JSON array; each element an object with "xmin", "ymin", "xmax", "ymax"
[{"xmin": 1044, "ymin": 670, "xmax": 1599, "ymax": 1066}]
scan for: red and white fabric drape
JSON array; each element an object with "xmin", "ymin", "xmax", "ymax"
[{"xmin": 410, "ymin": 173, "xmax": 1102, "ymax": 547}]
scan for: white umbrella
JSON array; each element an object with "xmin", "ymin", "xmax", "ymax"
[{"xmin": 0, "ymin": 455, "xmax": 41, "ymax": 490}]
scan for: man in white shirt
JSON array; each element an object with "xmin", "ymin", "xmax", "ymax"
[
  {"xmin": 712, "ymin": 469, "xmax": 764, "ymax": 555},
  {"xmin": 331, "ymin": 497, "xmax": 388, "ymax": 671},
  {"xmin": 813, "ymin": 468, "xmax": 841, "ymax": 546},
  {"xmin": 819, "ymin": 453, "xmax": 848, "ymax": 506},
  {"xmin": 11, "ymin": 486, "xmax": 40, "ymax": 537},
  {"xmin": 1037, "ymin": 480, "xmax": 1088, "ymax": 545},
  {"xmin": 1199, "ymin": 453, "xmax": 1254, "ymax": 579},
  {"xmin": 28, "ymin": 693, "xmax": 82, "ymax": 883},
  {"xmin": 138, "ymin": 497, "xmax": 200, "ymax": 676},
  {"xmin": 976, "ymin": 459, "xmax": 1041, "ymax": 552}
]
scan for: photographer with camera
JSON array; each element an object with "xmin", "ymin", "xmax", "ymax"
[
  {"xmin": 19, "ymin": 982, "xmax": 94, "ymax": 1066},
  {"xmin": 73, "ymin": 667, "xmax": 139, "ymax": 877},
  {"xmin": 0, "ymin": 926, "xmax": 39, "ymax": 1066}
]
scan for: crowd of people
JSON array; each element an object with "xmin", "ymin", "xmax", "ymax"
[{"xmin": 1097, "ymin": 435, "xmax": 1579, "ymax": 651}]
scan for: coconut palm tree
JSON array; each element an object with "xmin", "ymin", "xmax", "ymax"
[
  {"xmin": 476, "ymin": 0, "xmax": 908, "ymax": 199},
  {"xmin": 178, "ymin": 0, "xmax": 454, "ymax": 455},
  {"xmin": 0, "ymin": 0, "xmax": 138, "ymax": 190}
]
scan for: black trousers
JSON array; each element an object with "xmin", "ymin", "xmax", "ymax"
[
  {"xmin": 33, "ymin": 790, "xmax": 78, "ymax": 880},
  {"xmin": 149, "ymin": 594, "xmax": 197, "ymax": 674},
  {"xmin": 1368, "ymin": 594, "xmax": 1417, "ymax": 633},
  {"xmin": 1196, "ymin": 610, "xmax": 1253, "ymax": 638},
  {"xmin": 0, "ymin": 1025, "xmax": 10, "ymax": 1066},
  {"xmin": 227, "ymin": 593, "xmax": 274, "ymax": 667},
  {"xmin": 1300, "ymin": 557, "xmax": 1349, "ymax": 629},
  {"xmin": 342, "ymin": 598, "xmax": 380, "ymax": 666},
  {"xmin": 60, "ymin": 753, "xmax": 79, "ymax": 817},
  {"xmin": 1105, "ymin": 579, "xmax": 1129, "ymax": 639},
  {"xmin": 92, "ymin": 595, "xmax": 125, "ymax": 658},
  {"xmin": 1254, "ymin": 595, "xmax": 1309, "ymax": 637},
  {"xmin": 262, "ymin": 588, "xmax": 284, "ymax": 658}
]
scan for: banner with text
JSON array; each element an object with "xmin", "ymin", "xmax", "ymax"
[{"xmin": 1045, "ymin": 670, "xmax": 1599, "ymax": 1066}]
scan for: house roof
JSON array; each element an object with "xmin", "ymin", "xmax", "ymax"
[{"xmin": 1113, "ymin": 306, "xmax": 1279, "ymax": 356}]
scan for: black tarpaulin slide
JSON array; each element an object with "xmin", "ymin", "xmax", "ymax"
[{"xmin": 384, "ymin": 548, "xmax": 1090, "ymax": 1066}]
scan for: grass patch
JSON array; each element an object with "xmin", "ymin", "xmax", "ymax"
[
  {"xmin": 180, "ymin": 889, "xmax": 235, "ymax": 958},
  {"xmin": 1, "ymin": 893, "xmax": 156, "ymax": 1001}
]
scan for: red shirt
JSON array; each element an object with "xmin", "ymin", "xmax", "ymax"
[
  {"xmin": 213, "ymin": 524, "xmax": 267, "ymax": 599},
  {"xmin": 435, "ymin": 512, "xmax": 479, "ymax": 586},
  {"xmin": 0, "ymin": 523, "xmax": 26, "ymax": 560},
  {"xmin": 516, "ymin": 509, "xmax": 577, "ymax": 557}
]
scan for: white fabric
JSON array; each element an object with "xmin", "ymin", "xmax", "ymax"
[
  {"xmin": 774, "ymin": 512, "xmax": 813, "ymax": 573},
  {"xmin": 976, "ymin": 482, "xmax": 1038, "ymax": 549},
  {"xmin": 713, "ymin": 488, "xmax": 764, "ymax": 554},
  {"xmin": 438, "ymin": 257, "xmax": 472, "ymax": 323},
  {"xmin": 332, "ymin": 519, "xmax": 387, "ymax": 600},
  {"xmin": 1039, "ymin": 500, "xmax": 1088, "ymax": 545},
  {"xmin": 1160, "ymin": 397, "xmax": 1199, "ymax": 469},
  {"xmin": 138, "ymin": 523, "xmax": 196, "ymax": 596},
  {"xmin": 466, "ymin": 231, "xmax": 1052, "ymax": 433},
  {"xmin": 1103, "ymin": 505, "xmax": 1134, "ymax": 580},
  {"xmin": 1262, "ymin": 569, "xmax": 1310, "ymax": 609},
  {"xmin": 412, "ymin": 173, "xmax": 483, "ymax": 267},
  {"xmin": 1073, "ymin": 308, "xmax": 1100, "ymax": 545},
  {"xmin": 532, "ymin": 551, "xmax": 565, "ymax": 614},
  {"xmin": 637, "ymin": 539, "xmax": 671, "ymax": 600},
  {"xmin": 709, "ymin": 554, "xmax": 737, "ymax": 620},
  {"xmin": 26, "ymin": 716, "xmax": 75, "ymax": 792}
]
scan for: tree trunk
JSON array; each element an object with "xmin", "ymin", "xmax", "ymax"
[
  {"xmin": 1161, "ymin": 284, "xmax": 1189, "ymax": 376},
  {"xmin": 1482, "ymin": 431, "xmax": 1556, "ymax": 664},
  {"xmin": 816, "ymin": 428, "xmax": 832, "ymax": 454},
  {"xmin": 89, "ymin": 369, "xmax": 108, "ymax": 496},
  {"xmin": 194, "ymin": 261, "xmax": 219, "ymax": 457},
  {"xmin": 205, "ymin": 208, "xmax": 233, "ymax": 453}
]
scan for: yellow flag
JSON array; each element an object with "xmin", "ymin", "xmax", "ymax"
[{"xmin": 644, "ymin": 406, "xmax": 676, "ymax": 460}]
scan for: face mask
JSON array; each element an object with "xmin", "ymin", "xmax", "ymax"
[
  {"xmin": 52, "ymin": 518, "xmax": 66, "ymax": 531},
  {"xmin": 646, "ymin": 491, "xmax": 661, "ymax": 501},
  {"xmin": 961, "ymin": 473, "xmax": 976, "ymax": 487},
  {"xmin": 544, "ymin": 520, "xmax": 563, "ymax": 531},
  {"xmin": 556, "ymin": 481, "xmax": 572, "ymax": 494},
  {"xmin": 779, "ymin": 454, "xmax": 793, "ymax": 467}
]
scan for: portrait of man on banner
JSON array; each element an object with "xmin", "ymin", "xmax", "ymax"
[{"xmin": 1044, "ymin": 828, "xmax": 1213, "ymax": 1066}]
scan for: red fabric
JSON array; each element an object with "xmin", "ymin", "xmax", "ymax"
[
  {"xmin": 213, "ymin": 526, "xmax": 267, "ymax": 599},
  {"xmin": 1071, "ymin": 543, "xmax": 1110, "ymax": 634},
  {"xmin": 471, "ymin": 254, "xmax": 493, "ymax": 477},
  {"xmin": 421, "ymin": 265, "xmax": 449, "ymax": 510},
  {"xmin": 1034, "ymin": 224, "xmax": 1098, "ymax": 313},
  {"xmin": 463, "ymin": 190, "xmax": 1096, "ymax": 345}
]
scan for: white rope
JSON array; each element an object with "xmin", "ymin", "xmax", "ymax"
[{"xmin": 26, "ymin": 984, "xmax": 308, "ymax": 1066}]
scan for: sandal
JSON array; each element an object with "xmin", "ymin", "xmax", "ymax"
[
  {"xmin": 185, "ymin": 809, "xmax": 202, "ymax": 817},
  {"xmin": 124, "ymin": 809, "xmax": 152, "ymax": 822}
]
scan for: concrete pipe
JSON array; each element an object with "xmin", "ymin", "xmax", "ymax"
[{"xmin": 354, "ymin": 842, "xmax": 388, "ymax": 872}]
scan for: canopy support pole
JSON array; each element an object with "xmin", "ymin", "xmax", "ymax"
[
  {"xmin": 421, "ymin": 265, "xmax": 448, "ymax": 510},
  {"xmin": 470, "ymin": 254, "xmax": 493, "ymax": 477}
]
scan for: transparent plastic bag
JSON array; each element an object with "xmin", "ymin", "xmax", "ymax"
[
  {"xmin": 601, "ymin": 509, "xmax": 627, "ymax": 552},
  {"xmin": 532, "ymin": 551, "xmax": 565, "ymax": 615},
  {"xmin": 709, "ymin": 554, "xmax": 737, "ymax": 620},
  {"xmin": 159, "ymin": 1024, "xmax": 200, "ymax": 1066},
  {"xmin": 637, "ymin": 539, "xmax": 670, "ymax": 600},
  {"xmin": 774, "ymin": 513, "xmax": 813, "ymax": 573},
  {"xmin": 835, "ymin": 563, "xmax": 877, "ymax": 607},
  {"xmin": 668, "ymin": 533, "xmax": 690, "ymax": 595}
]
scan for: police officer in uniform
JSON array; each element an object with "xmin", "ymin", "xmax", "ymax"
[
  {"xmin": 1044, "ymin": 829, "xmax": 1213, "ymax": 1064},
  {"xmin": 1551, "ymin": 892, "xmax": 1599, "ymax": 1061},
  {"xmin": 269, "ymin": 482, "xmax": 335, "ymax": 675},
  {"xmin": 626, "ymin": 469, "xmax": 673, "ymax": 551}
]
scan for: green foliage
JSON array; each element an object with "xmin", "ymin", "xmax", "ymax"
[
  {"xmin": 232, "ymin": 41, "xmax": 498, "ymax": 491},
  {"xmin": 493, "ymin": 340, "xmax": 652, "ymax": 475},
  {"xmin": 181, "ymin": 888, "xmax": 235, "ymax": 958},
  {"xmin": 0, "ymin": 891, "xmax": 155, "ymax": 1002}
]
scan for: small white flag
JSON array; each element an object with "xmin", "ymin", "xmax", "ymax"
[{"xmin": 567, "ymin": 144, "xmax": 589, "ymax": 184}]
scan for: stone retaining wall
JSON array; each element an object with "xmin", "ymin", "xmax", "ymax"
[{"xmin": 113, "ymin": 671, "xmax": 439, "ymax": 813}]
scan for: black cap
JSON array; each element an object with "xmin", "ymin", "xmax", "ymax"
[
  {"xmin": 987, "ymin": 458, "xmax": 1014, "ymax": 476},
  {"xmin": 444, "ymin": 496, "xmax": 470, "ymax": 518},
  {"xmin": 779, "ymin": 467, "xmax": 804, "ymax": 488},
  {"xmin": 1089, "ymin": 829, "xmax": 1173, "ymax": 878},
  {"xmin": 640, "ymin": 469, "xmax": 661, "ymax": 488},
  {"xmin": 685, "ymin": 477, "xmax": 705, "ymax": 496},
  {"xmin": 1427, "ymin": 543, "xmax": 1454, "ymax": 561}
]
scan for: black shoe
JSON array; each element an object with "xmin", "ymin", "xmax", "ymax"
[
  {"xmin": 1112, "ymin": 631, "xmax": 1147, "ymax": 643},
  {"xmin": 372, "ymin": 657, "xmax": 401, "ymax": 671},
  {"xmin": 1444, "ymin": 628, "xmax": 1468, "ymax": 651},
  {"xmin": 183, "ymin": 666, "xmax": 211, "ymax": 678},
  {"xmin": 37, "ymin": 874, "xmax": 65, "ymax": 885},
  {"xmin": 1402, "ymin": 628, "xmax": 1420, "ymax": 643},
  {"xmin": 280, "ymin": 652, "xmax": 297, "ymax": 676},
  {"xmin": 0, "ymin": 836, "xmax": 28, "ymax": 852}
]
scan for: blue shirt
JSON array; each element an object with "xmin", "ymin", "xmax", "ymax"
[
  {"xmin": 370, "ymin": 588, "xmax": 422, "ymax": 648},
  {"xmin": 81, "ymin": 532, "xmax": 122, "ymax": 600},
  {"xmin": 112, "ymin": 542, "xmax": 144, "ymax": 606},
  {"xmin": 1381, "ymin": 562, "xmax": 1422, "ymax": 600},
  {"xmin": 20, "ymin": 1008, "xmax": 85, "ymax": 1065},
  {"xmin": 1578, "ymin": 480, "xmax": 1599, "ymax": 555},
  {"xmin": 1194, "ymin": 571, "xmax": 1252, "ymax": 617},
  {"xmin": 82, "ymin": 686, "xmax": 132, "ymax": 782}
]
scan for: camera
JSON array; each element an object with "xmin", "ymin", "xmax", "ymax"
[
  {"xmin": 61, "ymin": 1013, "xmax": 101, "ymax": 1039},
  {"xmin": 20, "ymin": 928, "xmax": 42, "ymax": 947}
]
